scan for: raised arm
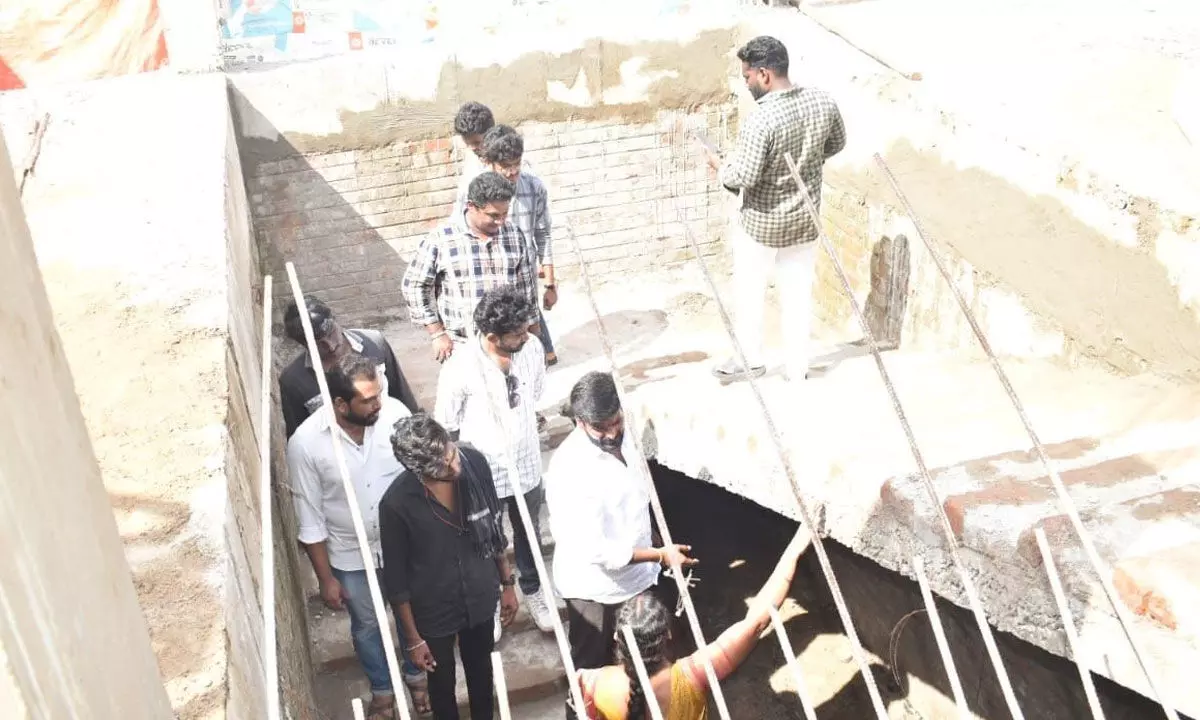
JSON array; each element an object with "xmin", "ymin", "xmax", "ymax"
[{"xmin": 680, "ymin": 527, "xmax": 811, "ymax": 690}]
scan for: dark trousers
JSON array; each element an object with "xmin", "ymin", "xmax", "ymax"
[
  {"xmin": 503, "ymin": 483, "xmax": 546, "ymax": 596},
  {"xmin": 535, "ymin": 309, "xmax": 556, "ymax": 356},
  {"xmin": 426, "ymin": 620, "xmax": 495, "ymax": 720}
]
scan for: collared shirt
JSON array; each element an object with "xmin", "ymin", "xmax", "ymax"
[
  {"xmin": 278, "ymin": 328, "xmax": 420, "ymax": 438},
  {"xmin": 380, "ymin": 446, "xmax": 502, "ymax": 638},
  {"xmin": 401, "ymin": 212, "xmax": 536, "ymax": 337},
  {"xmin": 453, "ymin": 170, "xmax": 554, "ymax": 266},
  {"xmin": 545, "ymin": 426, "xmax": 660, "ymax": 603},
  {"xmin": 434, "ymin": 333, "xmax": 545, "ymax": 499},
  {"xmin": 719, "ymin": 86, "xmax": 847, "ymax": 249},
  {"xmin": 286, "ymin": 396, "xmax": 412, "ymax": 572}
]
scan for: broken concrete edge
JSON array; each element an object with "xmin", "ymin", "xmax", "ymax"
[{"xmin": 642, "ymin": 413, "xmax": 1198, "ymax": 716}]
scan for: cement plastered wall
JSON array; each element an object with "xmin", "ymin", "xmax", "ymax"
[
  {"xmin": 740, "ymin": 8, "xmax": 1200, "ymax": 379},
  {"xmin": 227, "ymin": 0, "xmax": 743, "ymax": 322},
  {"xmin": 0, "ymin": 112, "xmax": 172, "ymax": 720},
  {"xmin": 0, "ymin": 71, "xmax": 314, "ymax": 718}
]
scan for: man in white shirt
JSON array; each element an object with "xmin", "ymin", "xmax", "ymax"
[
  {"xmin": 434, "ymin": 286, "xmax": 555, "ymax": 638},
  {"xmin": 545, "ymin": 371, "xmax": 697, "ymax": 676},
  {"xmin": 287, "ymin": 353, "xmax": 429, "ymax": 717}
]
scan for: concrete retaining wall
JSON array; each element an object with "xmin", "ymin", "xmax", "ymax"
[{"xmin": 0, "ymin": 71, "xmax": 317, "ymax": 719}]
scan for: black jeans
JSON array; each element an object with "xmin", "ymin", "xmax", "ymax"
[{"xmin": 426, "ymin": 620, "xmax": 495, "ymax": 720}]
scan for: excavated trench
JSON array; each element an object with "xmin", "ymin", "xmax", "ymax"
[{"xmin": 650, "ymin": 463, "xmax": 1184, "ymax": 720}]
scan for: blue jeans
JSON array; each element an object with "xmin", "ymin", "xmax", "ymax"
[
  {"xmin": 332, "ymin": 567, "xmax": 422, "ymax": 694},
  {"xmin": 503, "ymin": 483, "xmax": 545, "ymax": 596}
]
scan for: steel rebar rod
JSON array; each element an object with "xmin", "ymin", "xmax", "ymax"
[
  {"xmin": 563, "ymin": 221, "xmax": 738, "ymax": 720},
  {"xmin": 874, "ymin": 154, "xmax": 1179, "ymax": 720},
  {"xmin": 659, "ymin": 148, "xmax": 888, "ymax": 719},
  {"xmin": 285, "ymin": 264, "xmax": 412, "ymax": 720},
  {"xmin": 1034, "ymin": 529, "xmax": 1106, "ymax": 720},
  {"xmin": 493, "ymin": 652, "xmax": 514, "ymax": 720},
  {"xmin": 622, "ymin": 625, "xmax": 667, "ymax": 720},
  {"xmin": 469, "ymin": 340, "xmax": 587, "ymax": 716},
  {"xmin": 783, "ymin": 150, "xmax": 1024, "ymax": 720},
  {"xmin": 912, "ymin": 556, "xmax": 971, "ymax": 720},
  {"xmin": 767, "ymin": 605, "xmax": 819, "ymax": 720},
  {"xmin": 260, "ymin": 275, "xmax": 280, "ymax": 720}
]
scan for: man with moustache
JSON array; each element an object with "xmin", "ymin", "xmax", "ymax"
[
  {"xmin": 402, "ymin": 171, "xmax": 535, "ymax": 364},
  {"xmin": 453, "ymin": 123, "xmax": 560, "ymax": 367},
  {"xmin": 286, "ymin": 353, "xmax": 430, "ymax": 718},
  {"xmin": 699, "ymin": 35, "xmax": 846, "ymax": 383},
  {"xmin": 382, "ymin": 412, "xmax": 519, "ymax": 720},
  {"xmin": 545, "ymin": 371, "xmax": 698, "ymax": 707},
  {"xmin": 434, "ymin": 286, "xmax": 556, "ymax": 639}
]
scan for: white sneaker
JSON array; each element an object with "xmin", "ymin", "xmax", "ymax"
[
  {"xmin": 526, "ymin": 588, "xmax": 555, "ymax": 633},
  {"xmin": 493, "ymin": 604, "xmax": 502, "ymax": 643}
]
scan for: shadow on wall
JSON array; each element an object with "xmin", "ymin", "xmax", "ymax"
[
  {"xmin": 229, "ymin": 84, "xmax": 414, "ymax": 327},
  {"xmin": 836, "ymin": 139, "xmax": 1200, "ymax": 381}
]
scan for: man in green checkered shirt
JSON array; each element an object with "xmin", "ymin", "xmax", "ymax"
[{"xmin": 702, "ymin": 35, "xmax": 846, "ymax": 383}]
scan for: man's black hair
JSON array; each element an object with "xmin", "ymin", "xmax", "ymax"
[
  {"xmin": 325, "ymin": 353, "xmax": 378, "ymax": 404},
  {"xmin": 737, "ymin": 35, "xmax": 789, "ymax": 76},
  {"xmin": 473, "ymin": 286, "xmax": 535, "ymax": 338},
  {"xmin": 569, "ymin": 371, "xmax": 622, "ymax": 425},
  {"xmin": 283, "ymin": 295, "xmax": 336, "ymax": 345},
  {"xmin": 453, "ymin": 102, "xmax": 495, "ymax": 137},
  {"xmin": 481, "ymin": 124, "xmax": 524, "ymax": 165},
  {"xmin": 467, "ymin": 171, "xmax": 515, "ymax": 208},
  {"xmin": 391, "ymin": 412, "xmax": 453, "ymax": 479}
]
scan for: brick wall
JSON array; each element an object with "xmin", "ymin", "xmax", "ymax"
[{"xmin": 245, "ymin": 106, "xmax": 736, "ymax": 322}]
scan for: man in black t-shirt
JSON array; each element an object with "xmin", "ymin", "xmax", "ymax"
[
  {"xmin": 278, "ymin": 295, "xmax": 420, "ymax": 437},
  {"xmin": 382, "ymin": 413, "xmax": 519, "ymax": 720}
]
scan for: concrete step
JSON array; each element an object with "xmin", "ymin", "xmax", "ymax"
[{"xmin": 313, "ymin": 620, "xmax": 569, "ymax": 720}]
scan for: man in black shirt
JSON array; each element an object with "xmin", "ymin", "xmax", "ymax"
[
  {"xmin": 382, "ymin": 413, "xmax": 519, "ymax": 720},
  {"xmin": 279, "ymin": 296, "xmax": 420, "ymax": 437}
]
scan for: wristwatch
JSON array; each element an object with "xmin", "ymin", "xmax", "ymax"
[
  {"xmin": 544, "ymin": 284, "xmax": 557, "ymax": 291},
  {"xmin": 500, "ymin": 574, "xmax": 516, "ymax": 588}
]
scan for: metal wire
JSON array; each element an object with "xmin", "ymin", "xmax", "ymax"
[
  {"xmin": 783, "ymin": 151, "xmax": 1024, "ymax": 720},
  {"xmin": 874, "ymin": 154, "xmax": 1180, "ymax": 720},
  {"xmin": 284, "ymin": 264, "xmax": 412, "ymax": 720},
  {"xmin": 562, "ymin": 221, "xmax": 735, "ymax": 720},
  {"xmin": 655, "ymin": 154, "xmax": 889, "ymax": 718},
  {"xmin": 259, "ymin": 275, "xmax": 280, "ymax": 720},
  {"xmin": 1034, "ymin": 529, "xmax": 1106, "ymax": 720}
]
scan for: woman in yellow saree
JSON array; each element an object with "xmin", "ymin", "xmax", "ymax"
[{"xmin": 573, "ymin": 528, "xmax": 810, "ymax": 720}]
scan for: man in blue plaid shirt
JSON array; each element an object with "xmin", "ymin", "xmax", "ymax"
[{"xmin": 702, "ymin": 35, "xmax": 846, "ymax": 383}]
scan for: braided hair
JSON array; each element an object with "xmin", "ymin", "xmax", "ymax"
[{"xmin": 615, "ymin": 591, "xmax": 672, "ymax": 720}]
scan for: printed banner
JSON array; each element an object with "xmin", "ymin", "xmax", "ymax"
[
  {"xmin": 219, "ymin": 0, "xmax": 438, "ymax": 67},
  {"xmin": 0, "ymin": 0, "xmax": 169, "ymax": 90}
]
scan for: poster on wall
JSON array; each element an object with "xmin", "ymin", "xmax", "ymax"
[
  {"xmin": 218, "ymin": 0, "xmax": 436, "ymax": 67},
  {"xmin": 0, "ymin": 0, "xmax": 169, "ymax": 91}
]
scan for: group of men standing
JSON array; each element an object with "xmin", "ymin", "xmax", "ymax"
[{"xmin": 280, "ymin": 34, "xmax": 844, "ymax": 720}]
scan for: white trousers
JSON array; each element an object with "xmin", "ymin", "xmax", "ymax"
[{"xmin": 731, "ymin": 223, "xmax": 818, "ymax": 379}]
